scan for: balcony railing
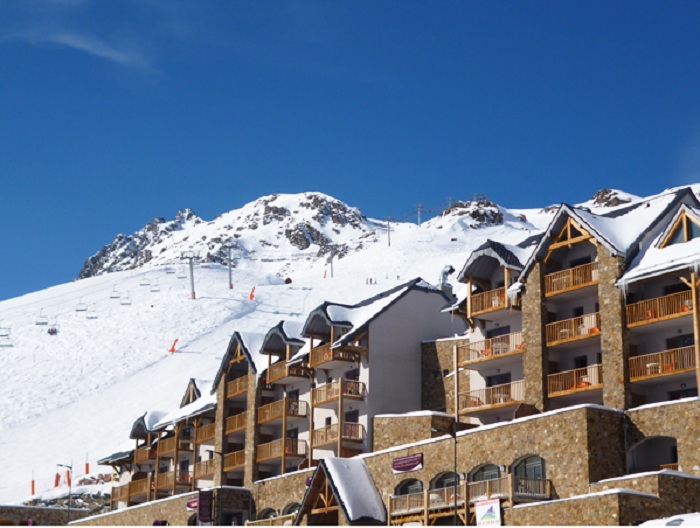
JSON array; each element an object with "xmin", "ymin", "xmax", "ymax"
[
  {"xmin": 546, "ymin": 312, "xmax": 601, "ymax": 346},
  {"xmin": 512, "ymin": 477, "xmax": 553, "ymax": 500},
  {"xmin": 227, "ymin": 376, "xmax": 249, "ymax": 399},
  {"xmin": 311, "ymin": 422, "xmax": 365, "ymax": 447},
  {"xmin": 223, "ymin": 450, "xmax": 245, "ymax": 472},
  {"xmin": 194, "ymin": 458, "xmax": 216, "ymax": 478},
  {"xmin": 548, "ymin": 364, "xmax": 603, "ymax": 396},
  {"xmin": 246, "ymin": 513, "xmax": 297, "ymax": 526},
  {"xmin": 629, "ymin": 346, "xmax": 696, "ymax": 381},
  {"xmin": 544, "ymin": 262, "xmax": 598, "ymax": 296},
  {"xmin": 268, "ymin": 361, "xmax": 312, "ymax": 384},
  {"xmin": 111, "ymin": 483, "xmax": 129, "ymax": 502},
  {"xmin": 155, "ymin": 470, "xmax": 190, "ymax": 489},
  {"xmin": 471, "ymin": 287, "xmax": 506, "ymax": 316},
  {"xmin": 457, "ymin": 332, "xmax": 524, "ymax": 364},
  {"xmin": 157, "ymin": 436, "xmax": 177, "ymax": 457},
  {"xmin": 226, "ymin": 412, "xmax": 247, "ymax": 434},
  {"xmin": 133, "ymin": 446, "xmax": 156, "ymax": 464},
  {"xmin": 128, "ymin": 478, "xmax": 150, "ymax": 497},
  {"xmin": 196, "ymin": 423, "xmax": 216, "ymax": 443},
  {"xmin": 627, "ymin": 291, "xmax": 693, "ymax": 327},
  {"xmin": 256, "ymin": 438, "xmax": 306, "ymax": 462},
  {"xmin": 312, "ymin": 379, "xmax": 366, "ymax": 406},
  {"xmin": 467, "ymin": 477, "xmax": 509, "ymax": 502},
  {"xmin": 257, "ymin": 399, "xmax": 308, "ymax": 425},
  {"xmin": 458, "ymin": 380, "xmax": 525, "ymax": 412},
  {"xmin": 309, "ymin": 343, "xmax": 357, "ymax": 368}
]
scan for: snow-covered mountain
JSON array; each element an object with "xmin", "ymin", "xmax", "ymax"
[{"xmin": 0, "ymin": 188, "xmax": 650, "ymax": 504}]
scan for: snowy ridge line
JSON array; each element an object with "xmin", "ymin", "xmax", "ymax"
[
  {"xmin": 594, "ymin": 470, "xmax": 700, "ymax": 484},
  {"xmin": 511, "ymin": 488, "xmax": 659, "ymax": 509}
]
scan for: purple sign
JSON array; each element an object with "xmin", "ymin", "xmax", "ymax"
[
  {"xmin": 392, "ymin": 453, "xmax": 423, "ymax": 474},
  {"xmin": 198, "ymin": 489, "xmax": 214, "ymax": 523},
  {"xmin": 306, "ymin": 477, "xmax": 313, "ymax": 487}
]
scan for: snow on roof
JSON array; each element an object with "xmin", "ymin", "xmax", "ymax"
[
  {"xmin": 153, "ymin": 389, "xmax": 216, "ymax": 429},
  {"xmin": 595, "ymin": 469, "xmax": 700, "ymax": 484},
  {"xmin": 374, "ymin": 410, "xmax": 455, "ymax": 419},
  {"xmin": 621, "ymin": 228, "xmax": 700, "ymax": 284},
  {"xmin": 640, "ymin": 512, "xmax": 700, "ymax": 526},
  {"xmin": 626, "ymin": 396, "xmax": 699, "ymax": 412},
  {"xmin": 512, "ymin": 487, "xmax": 659, "ymax": 509},
  {"xmin": 320, "ymin": 457, "xmax": 387, "ymax": 524}
]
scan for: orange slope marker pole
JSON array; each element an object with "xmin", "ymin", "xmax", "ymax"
[
  {"xmin": 249, "ymin": 286, "xmax": 256, "ymax": 301},
  {"xmin": 169, "ymin": 339, "xmax": 179, "ymax": 353}
]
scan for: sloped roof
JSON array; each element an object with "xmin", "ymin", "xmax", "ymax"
[
  {"xmin": 521, "ymin": 187, "xmax": 698, "ymax": 280},
  {"xmin": 153, "ymin": 388, "xmax": 216, "ymax": 429},
  {"xmin": 301, "ymin": 278, "xmax": 446, "ymax": 349},
  {"xmin": 457, "ymin": 239, "xmax": 537, "ymax": 283},
  {"xmin": 261, "ymin": 320, "xmax": 306, "ymax": 354},
  {"xmin": 129, "ymin": 410, "xmax": 169, "ymax": 439},
  {"xmin": 295, "ymin": 458, "xmax": 386, "ymax": 525}
]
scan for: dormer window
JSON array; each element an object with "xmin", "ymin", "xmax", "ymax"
[{"xmin": 662, "ymin": 212, "xmax": 700, "ymax": 247}]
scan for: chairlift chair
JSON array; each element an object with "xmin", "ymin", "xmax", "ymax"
[
  {"xmin": 110, "ymin": 288, "xmax": 121, "ymax": 299},
  {"xmin": 86, "ymin": 304, "xmax": 99, "ymax": 320},
  {"xmin": 75, "ymin": 297, "xmax": 88, "ymax": 312},
  {"xmin": 121, "ymin": 292, "xmax": 132, "ymax": 306},
  {"xmin": 165, "ymin": 266, "xmax": 176, "ymax": 274},
  {"xmin": 150, "ymin": 279, "xmax": 160, "ymax": 293},
  {"xmin": 35, "ymin": 310, "xmax": 49, "ymax": 326},
  {"xmin": 177, "ymin": 268, "xmax": 188, "ymax": 279},
  {"xmin": 0, "ymin": 336, "xmax": 13, "ymax": 348},
  {"xmin": 140, "ymin": 276, "xmax": 151, "ymax": 287},
  {"xmin": 0, "ymin": 323, "xmax": 9, "ymax": 337}
]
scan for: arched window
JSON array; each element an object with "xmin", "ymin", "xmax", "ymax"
[
  {"xmin": 627, "ymin": 436, "xmax": 678, "ymax": 473},
  {"xmin": 282, "ymin": 503, "xmax": 301, "ymax": 516},
  {"xmin": 395, "ymin": 479, "xmax": 423, "ymax": 495},
  {"xmin": 430, "ymin": 472, "xmax": 460, "ymax": 489},
  {"xmin": 512, "ymin": 455, "xmax": 546, "ymax": 479},
  {"xmin": 259, "ymin": 508, "xmax": 277, "ymax": 520},
  {"xmin": 469, "ymin": 464, "xmax": 500, "ymax": 482}
]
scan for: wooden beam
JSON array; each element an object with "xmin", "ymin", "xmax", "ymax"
[{"xmin": 692, "ymin": 271, "xmax": 700, "ymax": 394}]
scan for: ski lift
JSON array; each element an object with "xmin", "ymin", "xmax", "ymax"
[
  {"xmin": 150, "ymin": 279, "xmax": 160, "ymax": 293},
  {"xmin": 121, "ymin": 291, "xmax": 132, "ymax": 306},
  {"xmin": 110, "ymin": 286, "xmax": 121, "ymax": 299},
  {"xmin": 0, "ymin": 322, "xmax": 9, "ymax": 337},
  {"xmin": 177, "ymin": 267, "xmax": 188, "ymax": 279},
  {"xmin": 35, "ymin": 310, "xmax": 49, "ymax": 326},
  {"xmin": 140, "ymin": 276, "xmax": 151, "ymax": 287},
  {"xmin": 165, "ymin": 266, "xmax": 176, "ymax": 274},
  {"xmin": 75, "ymin": 297, "xmax": 88, "ymax": 312},
  {"xmin": 86, "ymin": 303, "xmax": 99, "ymax": 320},
  {"xmin": 0, "ymin": 335, "xmax": 13, "ymax": 348}
]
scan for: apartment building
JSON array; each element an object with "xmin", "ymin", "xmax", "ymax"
[{"xmin": 89, "ymin": 189, "xmax": 700, "ymax": 526}]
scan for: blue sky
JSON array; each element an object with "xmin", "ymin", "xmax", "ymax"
[{"xmin": 3, "ymin": 0, "xmax": 700, "ymax": 300}]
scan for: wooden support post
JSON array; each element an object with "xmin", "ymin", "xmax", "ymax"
[
  {"xmin": 507, "ymin": 473, "xmax": 514, "ymax": 507},
  {"xmin": 466, "ymin": 278, "xmax": 472, "ymax": 317},
  {"xmin": 453, "ymin": 344, "xmax": 460, "ymax": 418},
  {"xmin": 152, "ymin": 431, "xmax": 161, "ymax": 502},
  {"xmin": 692, "ymin": 272, "xmax": 700, "ymax": 393},
  {"xmin": 338, "ymin": 380, "xmax": 344, "ymax": 457},
  {"xmin": 423, "ymin": 488, "xmax": 429, "ymax": 526},
  {"xmin": 504, "ymin": 267, "xmax": 510, "ymax": 308},
  {"xmin": 173, "ymin": 423, "xmax": 181, "ymax": 496},
  {"xmin": 282, "ymin": 396, "xmax": 287, "ymax": 474},
  {"xmin": 191, "ymin": 418, "xmax": 200, "ymax": 492},
  {"xmin": 309, "ymin": 380, "xmax": 315, "ymax": 466}
]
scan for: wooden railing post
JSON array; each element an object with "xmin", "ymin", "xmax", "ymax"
[{"xmin": 423, "ymin": 488, "xmax": 429, "ymax": 525}]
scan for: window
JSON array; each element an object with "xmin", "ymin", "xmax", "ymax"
[
  {"xmin": 486, "ymin": 372, "xmax": 511, "ymax": 387},
  {"xmin": 395, "ymin": 479, "xmax": 423, "ymax": 495},
  {"xmin": 513, "ymin": 455, "xmax": 546, "ymax": 479},
  {"xmin": 574, "ymin": 356, "xmax": 588, "ymax": 369},
  {"xmin": 669, "ymin": 387, "xmax": 698, "ymax": 400},
  {"xmin": 470, "ymin": 464, "xmax": 500, "ymax": 482},
  {"xmin": 345, "ymin": 368, "xmax": 360, "ymax": 381},
  {"xmin": 432, "ymin": 472, "xmax": 460, "ymax": 489}
]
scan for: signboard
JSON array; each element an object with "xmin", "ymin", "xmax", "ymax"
[
  {"xmin": 475, "ymin": 498, "xmax": 501, "ymax": 526},
  {"xmin": 186, "ymin": 497, "xmax": 198, "ymax": 512},
  {"xmin": 198, "ymin": 490, "xmax": 214, "ymax": 524},
  {"xmin": 392, "ymin": 453, "xmax": 423, "ymax": 474}
]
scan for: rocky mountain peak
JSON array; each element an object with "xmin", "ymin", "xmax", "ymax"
[{"xmin": 590, "ymin": 189, "xmax": 632, "ymax": 208}]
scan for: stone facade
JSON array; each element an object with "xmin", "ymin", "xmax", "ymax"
[
  {"xmin": 597, "ymin": 247, "xmax": 631, "ymax": 410},
  {"xmin": 251, "ymin": 468, "xmax": 314, "ymax": 517},
  {"xmin": 421, "ymin": 337, "xmax": 469, "ymax": 415},
  {"xmin": 521, "ymin": 261, "xmax": 548, "ymax": 412},
  {"xmin": 0, "ymin": 505, "xmax": 92, "ymax": 526}
]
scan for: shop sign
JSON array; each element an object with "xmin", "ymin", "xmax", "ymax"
[
  {"xmin": 475, "ymin": 498, "xmax": 501, "ymax": 526},
  {"xmin": 391, "ymin": 453, "xmax": 423, "ymax": 474}
]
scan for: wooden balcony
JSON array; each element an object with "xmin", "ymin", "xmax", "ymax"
[
  {"xmin": 267, "ymin": 361, "xmax": 312, "ymax": 384},
  {"xmin": 196, "ymin": 422, "xmax": 216, "ymax": 444},
  {"xmin": 311, "ymin": 422, "xmax": 365, "ymax": 448},
  {"xmin": 458, "ymin": 380, "xmax": 525, "ymax": 413},
  {"xmin": 627, "ymin": 291, "xmax": 692, "ymax": 327},
  {"xmin": 471, "ymin": 287, "xmax": 506, "ymax": 316},
  {"xmin": 194, "ymin": 458, "xmax": 216, "ymax": 478},
  {"xmin": 311, "ymin": 379, "xmax": 366, "ymax": 407},
  {"xmin": 157, "ymin": 436, "xmax": 177, "ymax": 457},
  {"xmin": 548, "ymin": 364, "xmax": 603, "ymax": 397},
  {"xmin": 467, "ymin": 476, "xmax": 510, "ymax": 502},
  {"xmin": 256, "ymin": 438, "xmax": 306, "ymax": 463},
  {"xmin": 133, "ymin": 446, "xmax": 156, "ymax": 464},
  {"xmin": 546, "ymin": 313, "xmax": 601, "ymax": 346},
  {"xmin": 128, "ymin": 477, "xmax": 150, "ymax": 497},
  {"xmin": 226, "ymin": 412, "xmax": 247, "ymax": 434},
  {"xmin": 630, "ymin": 346, "xmax": 696, "ymax": 381},
  {"xmin": 511, "ymin": 477, "xmax": 553, "ymax": 501},
  {"xmin": 223, "ymin": 450, "xmax": 246, "ymax": 472},
  {"xmin": 227, "ymin": 376, "xmax": 249, "ymax": 399},
  {"xmin": 111, "ymin": 483, "xmax": 129, "ymax": 502},
  {"xmin": 544, "ymin": 262, "xmax": 598, "ymax": 297},
  {"xmin": 155, "ymin": 470, "xmax": 190, "ymax": 490},
  {"xmin": 457, "ymin": 331, "xmax": 524, "ymax": 365},
  {"xmin": 246, "ymin": 513, "xmax": 297, "ymax": 526},
  {"xmin": 309, "ymin": 343, "xmax": 358, "ymax": 369},
  {"xmin": 257, "ymin": 398, "xmax": 308, "ymax": 425}
]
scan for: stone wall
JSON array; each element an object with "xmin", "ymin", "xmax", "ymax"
[
  {"xmin": 585, "ymin": 406, "xmax": 626, "ymax": 483},
  {"xmin": 251, "ymin": 468, "xmax": 314, "ymax": 517},
  {"xmin": 0, "ymin": 505, "xmax": 92, "ymax": 526},
  {"xmin": 421, "ymin": 337, "xmax": 469, "ymax": 415},
  {"xmin": 597, "ymin": 248, "xmax": 630, "ymax": 410},
  {"xmin": 626, "ymin": 399, "xmax": 700, "ymax": 476},
  {"xmin": 521, "ymin": 261, "xmax": 548, "ymax": 412}
]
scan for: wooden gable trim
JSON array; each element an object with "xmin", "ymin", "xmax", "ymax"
[
  {"xmin": 660, "ymin": 210, "xmax": 700, "ymax": 248},
  {"xmin": 297, "ymin": 465, "xmax": 343, "ymax": 523},
  {"xmin": 545, "ymin": 217, "xmax": 593, "ymax": 262}
]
